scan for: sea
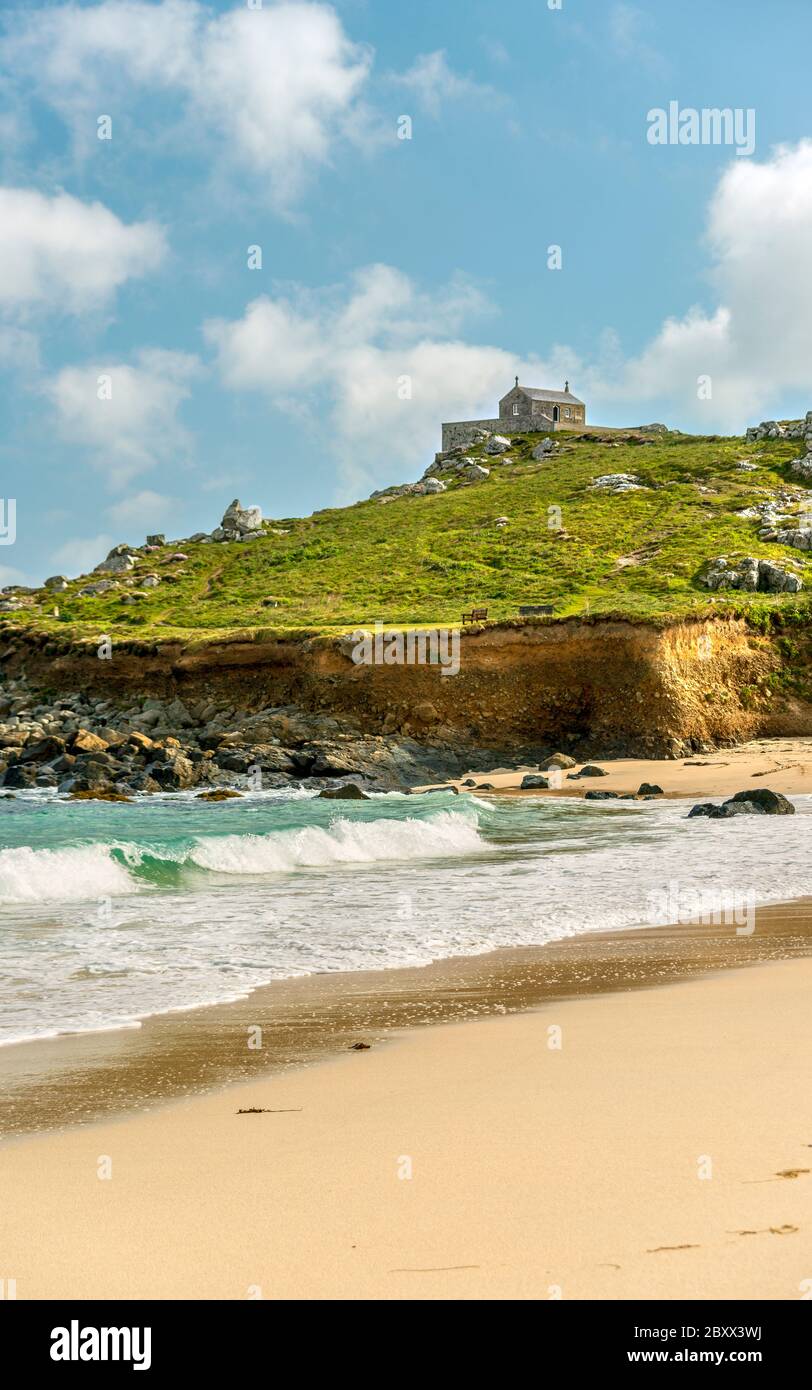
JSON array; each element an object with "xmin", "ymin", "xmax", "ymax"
[{"xmin": 0, "ymin": 788, "xmax": 810, "ymax": 1047}]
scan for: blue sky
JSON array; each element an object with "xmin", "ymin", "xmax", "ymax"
[{"xmin": 2, "ymin": 0, "xmax": 812, "ymax": 585}]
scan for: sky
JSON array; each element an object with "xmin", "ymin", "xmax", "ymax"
[{"xmin": 2, "ymin": 0, "xmax": 812, "ymax": 585}]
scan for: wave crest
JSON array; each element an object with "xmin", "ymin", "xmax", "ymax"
[{"xmin": 0, "ymin": 811, "xmax": 483, "ymax": 904}]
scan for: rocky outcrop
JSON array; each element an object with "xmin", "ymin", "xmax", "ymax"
[
  {"xmin": 762, "ymin": 527, "xmax": 812, "ymax": 552},
  {"xmin": 220, "ymin": 499, "xmax": 263, "ymax": 538},
  {"xmin": 94, "ymin": 545, "xmax": 138, "ymax": 574},
  {"xmin": 78, "ymin": 579, "xmax": 118, "ymax": 597},
  {"xmin": 790, "ymin": 457, "xmax": 812, "ymax": 482},
  {"xmin": 746, "ymin": 411, "xmax": 812, "ymax": 444},
  {"xmin": 704, "ymin": 557, "xmax": 803, "ymax": 593},
  {"xmin": 746, "ymin": 410, "xmax": 812, "ymax": 495},
  {"xmin": 0, "ymin": 671, "xmax": 518, "ymax": 796},
  {"xmin": 532, "ymin": 438, "xmax": 556, "ymax": 460},
  {"xmin": 422, "ymin": 454, "xmax": 488, "ymax": 484},
  {"xmin": 589, "ymin": 474, "xmax": 646, "ymax": 492},
  {"xmin": 371, "ymin": 480, "xmax": 446, "ymax": 501}
]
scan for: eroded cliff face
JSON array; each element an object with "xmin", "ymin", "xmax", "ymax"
[{"xmin": 2, "ymin": 617, "xmax": 811, "ymax": 756}]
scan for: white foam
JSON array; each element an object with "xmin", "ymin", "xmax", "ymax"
[
  {"xmin": 0, "ymin": 810, "xmax": 484, "ymax": 904},
  {"xmin": 3, "ymin": 796, "xmax": 810, "ymax": 1048},
  {"xmin": 188, "ymin": 810, "xmax": 483, "ymax": 874},
  {"xmin": 0, "ymin": 843, "xmax": 135, "ymax": 903}
]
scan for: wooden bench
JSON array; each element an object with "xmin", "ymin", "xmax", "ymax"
[
  {"xmin": 461, "ymin": 606, "xmax": 488, "ymax": 624},
  {"xmin": 519, "ymin": 604, "xmax": 554, "ymax": 616}
]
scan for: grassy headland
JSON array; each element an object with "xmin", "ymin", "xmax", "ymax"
[{"xmin": 3, "ymin": 430, "xmax": 812, "ymax": 646}]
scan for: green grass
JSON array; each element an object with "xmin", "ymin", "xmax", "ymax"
[{"xmin": 5, "ymin": 430, "xmax": 812, "ymax": 644}]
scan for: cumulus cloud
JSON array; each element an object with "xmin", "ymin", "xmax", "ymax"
[
  {"xmin": 47, "ymin": 349, "xmax": 200, "ymax": 488},
  {"xmin": 106, "ymin": 489, "xmax": 177, "ymax": 528},
  {"xmin": 1, "ymin": 0, "xmax": 374, "ymax": 206},
  {"xmin": 204, "ymin": 141, "xmax": 812, "ymax": 495},
  {"xmin": 0, "ymin": 187, "xmax": 165, "ymax": 315},
  {"xmin": 576, "ymin": 141, "xmax": 812, "ymax": 428},
  {"xmin": 205, "ymin": 263, "xmax": 543, "ymax": 496}
]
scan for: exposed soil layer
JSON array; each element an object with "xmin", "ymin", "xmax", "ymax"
[{"xmin": 3, "ymin": 616, "xmax": 812, "ymax": 756}]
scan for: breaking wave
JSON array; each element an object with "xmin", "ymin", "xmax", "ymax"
[{"xmin": 0, "ymin": 811, "xmax": 484, "ymax": 905}]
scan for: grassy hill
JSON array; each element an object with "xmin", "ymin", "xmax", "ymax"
[{"xmin": 5, "ymin": 430, "xmax": 812, "ymax": 644}]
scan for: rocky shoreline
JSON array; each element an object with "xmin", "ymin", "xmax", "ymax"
[{"xmin": 0, "ymin": 672, "xmax": 559, "ymax": 799}]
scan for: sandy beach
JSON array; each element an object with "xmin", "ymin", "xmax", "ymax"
[
  {"xmin": 434, "ymin": 737, "xmax": 812, "ymax": 797},
  {"xmin": 2, "ymin": 749, "xmax": 810, "ymax": 1301},
  {"xmin": 2, "ymin": 906, "xmax": 811, "ymax": 1301}
]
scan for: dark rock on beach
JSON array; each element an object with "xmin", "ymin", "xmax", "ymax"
[
  {"xmin": 689, "ymin": 788, "xmax": 795, "ymax": 818},
  {"xmin": 728, "ymin": 788, "xmax": 795, "ymax": 815}
]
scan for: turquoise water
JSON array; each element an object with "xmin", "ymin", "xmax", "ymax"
[{"xmin": 1, "ymin": 788, "xmax": 810, "ymax": 1046}]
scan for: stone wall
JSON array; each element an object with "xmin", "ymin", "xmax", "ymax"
[
  {"xmin": 442, "ymin": 413, "xmax": 560, "ymax": 449},
  {"xmin": 441, "ymin": 417, "xmax": 503, "ymax": 450},
  {"xmin": 442, "ymin": 407, "xmax": 584, "ymax": 450}
]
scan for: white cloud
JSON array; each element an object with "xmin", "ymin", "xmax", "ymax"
[
  {"xmin": 206, "ymin": 140, "xmax": 812, "ymax": 496},
  {"xmin": 205, "ymin": 263, "xmax": 542, "ymax": 496},
  {"xmin": 1, "ymin": 1, "xmax": 373, "ymax": 206},
  {"xmin": 391, "ymin": 50, "xmax": 498, "ymax": 118},
  {"xmin": 0, "ymin": 187, "xmax": 165, "ymax": 314},
  {"xmin": 106, "ymin": 489, "xmax": 177, "ymax": 528},
  {"xmin": 50, "ymin": 532, "xmax": 115, "ymax": 578},
  {"xmin": 575, "ymin": 141, "xmax": 812, "ymax": 428},
  {"xmin": 47, "ymin": 349, "xmax": 200, "ymax": 487}
]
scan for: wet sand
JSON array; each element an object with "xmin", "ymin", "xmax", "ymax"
[
  {"xmin": 2, "ymin": 945, "xmax": 811, "ymax": 1300},
  {"xmin": 2, "ymin": 898, "xmax": 811, "ymax": 1140}
]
